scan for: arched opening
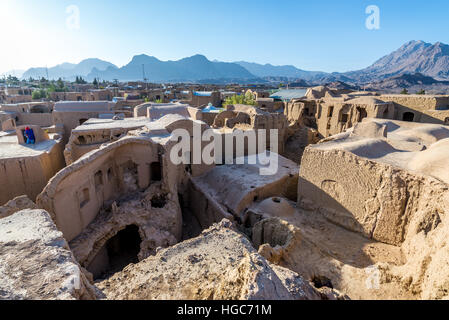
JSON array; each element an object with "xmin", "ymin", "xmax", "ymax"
[
  {"xmin": 87, "ymin": 225, "xmax": 142, "ymax": 280},
  {"xmin": 356, "ymin": 107, "xmax": 367, "ymax": 122},
  {"xmin": 94, "ymin": 170, "xmax": 103, "ymax": 189},
  {"xmin": 383, "ymin": 107, "xmax": 389, "ymax": 119},
  {"xmin": 77, "ymin": 135, "xmax": 86, "ymax": 144},
  {"xmin": 444, "ymin": 117, "xmax": 449, "ymax": 126},
  {"xmin": 402, "ymin": 112, "xmax": 415, "ymax": 122},
  {"xmin": 107, "ymin": 168, "xmax": 114, "ymax": 181}
]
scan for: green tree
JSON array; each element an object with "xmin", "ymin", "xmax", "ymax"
[
  {"xmin": 32, "ymin": 90, "xmax": 42, "ymax": 100},
  {"xmin": 6, "ymin": 75, "xmax": 19, "ymax": 85},
  {"xmin": 33, "ymin": 88, "xmax": 49, "ymax": 100},
  {"xmin": 57, "ymin": 78, "xmax": 64, "ymax": 89},
  {"xmin": 400, "ymin": 88, "xmax": 409, "ymax": 95},
  {"xmin": 223, "ymin": 94, "xmax": 257, "ymax": 107},
  {"xmin": 75, "ymin": 76, "xmax": 87, "ymax": 84},
  {"xmin": 416, "ymin": 89, "xmax": 426, "ymax": 95},
  {"xmin": 93, "ymin": 78, "xmax": 99, "ymax": 88}
]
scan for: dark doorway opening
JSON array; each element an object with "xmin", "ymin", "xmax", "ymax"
[
  {"xmin": 88, "ymin": 225, "xmax": 142, "ymax": 280},
  {"xmin": 357, "ymin": 107, "xmax": 367, "ymax": 122},
  {"xmin": 179, "ymin": 193, "xmax": 203, "ymax": 241},
  {"xmin": 150, "ymin": 162, "xmax": 162, "ymax": 181},
  {"xmin": 402, "ymin": 112, "xmax": 415, "ymax": 122}
]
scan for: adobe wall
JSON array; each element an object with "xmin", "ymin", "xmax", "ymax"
[
  {"xmin": 0, "ymin": 140, "xmax": 65, "ymax": 206},
  {"xmin": 200, "ymin": 112, "xmax": 219, "ymax": 126},
  {"xmin": 17, "ymin": 113, "xmax": 53, "ymax": 127},
  {"xmin": 380, "ymin": 95, "xmax": 449, "ymax": 112},
  {"xmin": 189, "ymin": 92, "xmax": 222, "ymax": 107},
  {"xmin": 1, "ymin": 118, "xmax": 15, "ymax": 131},
  {"xmin": 298, "ymin": 146, "xmax": 448, "ymax": 246},
  {"xmin": 212, "ymin": 106, "xmax": 288, "ymax": 154},
  {"xmin": 2, "ymin": 95, "xmax": 32, "ymax": 104},
  {"xmin": 412, "ymin": 108, "xmax": 449, "ymax": 125},
  {"xmin": 284, "ymin": 100, "xmax": 317, "ymax": 124},
  {"xmin": 53, "ymin": 111, "xmax": 102, "ymax": 143},
  {"xmin": 315, "ymin": 102, "xmax": 392, "ymax": 137}
]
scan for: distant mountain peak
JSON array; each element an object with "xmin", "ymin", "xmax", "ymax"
[{"xmin": 345, "ymin": 40, "xmax": 449, "ymax": 82}]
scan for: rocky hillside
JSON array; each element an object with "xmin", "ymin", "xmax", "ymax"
[
  {"xmin": 345, "ymin": 41, "xmax": 449, "ymax": 82},
  {"xmin": 364, "ymin": 73, "xmax": 449, "ymax": 94}
]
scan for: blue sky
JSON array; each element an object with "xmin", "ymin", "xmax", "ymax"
[{"xmin": 1, "ymin": 0, "xmax": 449, "ymax": 74}]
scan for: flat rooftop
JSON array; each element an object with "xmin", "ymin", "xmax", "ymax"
[
  {"xmin": 0, "ymin": 133, "xmax": 59, "ymax": 160},
  {"xmin": 53, "ymin": 101, "xmax": 115, "ymax": 112},
  {"xmin": 73, "ymin": 117, "xmax": 151, "ymax": 133}
]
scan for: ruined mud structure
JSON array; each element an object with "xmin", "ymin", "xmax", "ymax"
[{"xmin": 1, "ymin": 86, "xmax": 449, "ymax": 300}]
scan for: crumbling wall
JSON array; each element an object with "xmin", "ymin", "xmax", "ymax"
[
  {"xmin": 315, "ymin": 101, "xmax": 391, "ymax": 138},
  {"xmin": 96, "ymin": 220, "xmax": 323, "ymax": 300},
  {"xmin": 0, "ymin": 209, "xmax": 98, "ymax": 300},
  {"xmin": 69, "ymin": 182, "xmax": 182, "ymax": 278},
  {"xmin": 37, "ymin": 137, "xmax": 164, "ymax": 241},
  {"xmin": 0, "ymin": 195, "xmax": 37, "ymax": 219},
  {"xmin": 284, "ymin": 100, "xmax": 317, "ymax": 126},
  {"xmin": 64, "ymin": 128, "xmax": 134, "ymax": 165}
]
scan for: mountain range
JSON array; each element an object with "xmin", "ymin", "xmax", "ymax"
[
  {"xmin": 16, "ymin": 40, "xmax": 449, "ymax": 85},
  {"xmin": 21, "ymin": 59, "xmax": 116, "ymax": 81},
  {"xmin": 87, "ymin": 54, "xmax": 257, "ymax": 83}
]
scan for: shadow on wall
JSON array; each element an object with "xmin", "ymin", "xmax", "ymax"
[
  {"xmin": 298, "ymin": 177, "xmax": 375, "ymax": 269},
  {"xmin": 393, "ymin": 103, "xmax": 449, "ymax": 124}
]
